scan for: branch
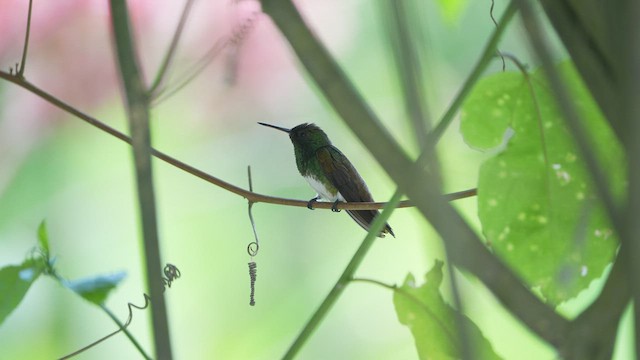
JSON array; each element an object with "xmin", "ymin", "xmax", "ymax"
[
  {"xmin": 17, "ymin": 0, "xmax": 33, "ymax": 77},
  {"xmin": 0, "ymin": 70, "xmax": 476, "ymax": 210},
  {"xmin": 108, "ymin": 1, "xmax": 172, "ymax": 359},
  {"xmin": 152, "ymin": 12, "xmax": 261, "ymax": 105},
  {"xmin": 513, "ymin": 4, "xmax": 632, "ymax": 357},
  {"xmin": 537, "ymin": 0, "xmax": 620, "ymax": 138},
  {"xmin": 260, "ymin": 0, "xmax": 570, "ymax": 348},
  {"xmin": 380, "ymin": 0, "xmax": 431, "ymax": 147},
  {"xmin": 148, "ymin": 0, "xmax": 196, "ymax": 97}
]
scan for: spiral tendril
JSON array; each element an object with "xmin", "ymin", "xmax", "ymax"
[{"xmin": 248, "ymin": 261, "xmax": 257, "ymax": 306}]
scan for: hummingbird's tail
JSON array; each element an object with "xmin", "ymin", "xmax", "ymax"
[{"xmin": 346, "ymin": 210, "xmax": 395, "ymax": 238}]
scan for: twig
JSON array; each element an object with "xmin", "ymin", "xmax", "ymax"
[
  {"xmin": 17, "ymin": 0, "xmax": 33, "ymax": 77},
  {"xmin": 1, "ymin": 69, "xmax": 478, "ymax": 210},
  {"xmin": 427, "ymin": 1, "xmax": 516, "ymax": 145},
  {"xmin": 490, "ymin": 0, "xmax": 506, "ymax": 71},
  {"xmin": 153, "ymin": 12, "xmax": 260, "ymax": 105},
  {"xmin": 100, "ymin": 305, "xmax": 152, "ymax": 360},
  {"xmin": 246, "ymin": 166, "xmax": 259, "ymax": 306},
  {"xmin": 148, "ymin": 0, "xmax": 196, "ymax": 97},
  {"xmin": 246, "ymin": 166, "xmax": 259, "ymax": 250}
]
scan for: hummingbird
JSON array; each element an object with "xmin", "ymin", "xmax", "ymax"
[{"xmin": 258, "ymin": 122, "xmax": 394, "ymax": 238}]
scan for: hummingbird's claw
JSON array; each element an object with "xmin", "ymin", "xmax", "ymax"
[
  {"xmin": 331, "ymin": 200, "xmax": 342, "ymax": 212},
  {"xmin": 307, "ymin": 197, "xmax": 319, "ymax": 210}
]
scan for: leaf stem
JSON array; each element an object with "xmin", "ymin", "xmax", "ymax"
[
  {"xmin": 351, "ymin": 277, "xmax": 459, "ymax": 348},
  {"xmin": 100, "ymin": 305, "xmax": 152, "ymax": 360},
  {"xmin": 428, "ymin": 1, "xmax": 516, "ymax": 144}
]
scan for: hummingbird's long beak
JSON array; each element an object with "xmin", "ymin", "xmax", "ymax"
[{"xmin": 258, "ymin": 122, "xmax": 291, "ymax": 133}]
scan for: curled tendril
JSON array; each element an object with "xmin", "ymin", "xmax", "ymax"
[
  {"xmin": 247, "ymin": 241, "xmax": 259, "ymax": 257},
  {"xmin": 490, "ymin": 0, "xmax": 506, "ymax": 71},
  {"xmin": 248, "ymin": 261, "xmax": 257, "ymax": 306},
  {"xmin": 59, "ymin": 263, "xmax": 181, "ymax": 360},
  {"xmin": 163, "ymin": 263, "xmax": 181, "ymax": 288}
]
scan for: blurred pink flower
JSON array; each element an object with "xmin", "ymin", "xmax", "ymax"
[{"xmin": 0, "ymin": 0, "xmax": 360, "ymax": 195}]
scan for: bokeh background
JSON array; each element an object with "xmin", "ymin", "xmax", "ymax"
[{"xmin": 0, "ymin": 0, "xmax": 632, "ymax": 359}]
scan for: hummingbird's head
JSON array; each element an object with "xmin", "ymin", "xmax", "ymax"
[
  {"xmin": 258, "ymin": 122, "xmax": 331, "ymax": 152},
  {"xmin": 288, "ymin": 123, "xmax": 331, "ymax": 151}
]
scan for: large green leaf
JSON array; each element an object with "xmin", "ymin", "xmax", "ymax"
[
  {"xmin": 460, "ymin": 62, "xmax": 623, "ymax": 304},
  {"xmin": 0, "ymin": 259, "xmax": 44, "ymax": 325},
  {"xmin": 66, "ymin": 272, "xmax": 127, "ymax": 305},
  {"xmin": 394, "ymin": 261, "xmax": 501, "ymax": 360}
]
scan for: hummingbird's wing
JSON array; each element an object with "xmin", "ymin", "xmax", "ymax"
[{"xmin": 316, "ymin": 146, "xmax": 394, "ymax": 237}]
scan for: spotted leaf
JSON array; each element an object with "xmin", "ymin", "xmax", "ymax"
[{"xmin": 461, "ymin": 62, "xmax": 624, "ymax": 304}]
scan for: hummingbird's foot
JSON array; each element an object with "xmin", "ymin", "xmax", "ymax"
[
  {"xmin": 307, "ymin": 197, "xmax": 319, "ymax": 210},
  {"xmin": 331, "ymin": 200, "xmax": 342, "ymax": 212}
]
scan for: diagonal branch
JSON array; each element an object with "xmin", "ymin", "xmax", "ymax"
[
  {"xmin": 148, "ymin": 0, "xmax": 196, "ymax": 97},
  {"xmin": 260, "ymin": 0, "xmax": 570, "ymax": 348}
]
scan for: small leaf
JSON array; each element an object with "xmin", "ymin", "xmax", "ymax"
[
  {"xmin": 37, "ymin": 220, "xmax": 50, "ymax": 257},
  {"xmin": 66, "ymin": 272, "xmax": 126, "ymax": 305},
  {"xmin": 0, "ymin": 259, "xmax": 44, "ymax": 325},
  {"xmin": 394, "ymin": 261, "xmax": 501, "ymax": 360},
  {"xmin": 461, "ymin": 61, "xmax": 623, "ymax": 304}
]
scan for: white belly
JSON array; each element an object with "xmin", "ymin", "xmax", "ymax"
[{"xmin": 304, "ymin": 175, "xmax": 345, "ymax": 202}]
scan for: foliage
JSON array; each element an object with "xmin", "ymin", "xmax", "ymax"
[
  {"xmin": 0, "ymin": 0, "xmax": 637, "ymax": 359},
  {"xmin": 394, "ymin": 261, "xmax": 501, "ymax": 360},
  {"xmin": 0, "ymin": 258, "xmax": 44, "ymax": 326},
  {"xmin": 461, "ymin": 62, "xmax": 623, "ymax": 304},
  {"xmin": 65, "ymin": 272, "xmax": 127, "ymax": 306}
]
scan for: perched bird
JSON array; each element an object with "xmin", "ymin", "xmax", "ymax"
[{"xmin": 258, "ymin": 122, "xmax": 394, "ymax": 238}]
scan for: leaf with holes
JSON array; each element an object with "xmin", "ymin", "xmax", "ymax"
[
  {"xmin": 394, "ymin": 261, "xmax": 501, "ymax": 359},
  {"xmin": 66, "ymin": 272, "xmax": 127, "ymax": 305},
  {"xmin": 461, "ymin": 61, "xmax": 623, "ymax": 304},
  {"xmin": 0, "ymin": 259, "xmax": 44, "ymax": 325}
]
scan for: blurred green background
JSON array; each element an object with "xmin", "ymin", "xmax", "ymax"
[{"xmin": 0, "ymin": 0, "xmax": 632, "ymax": 359}]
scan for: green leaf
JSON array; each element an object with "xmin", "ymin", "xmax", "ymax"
[
  {"xmin": 37, "ymin": 220, "xmax": 50, "ymax": 257},
  {"xmin": 66, "ymin": 272, "xmax": 126, "ymax": 305},
  {"xmin": 460, "ymin": 72, "xmax": 525, "ymax": 150},
  {"xmin": 394, "ymin": 261, "xmax": 501, "ymax": 360},
  {"xmin": 460, "ymin": 61, "xmax": 623, "ymax": 304},
  {"xmin": 0, "ymin": 259, "xmax": 44, "ymax": 325}
]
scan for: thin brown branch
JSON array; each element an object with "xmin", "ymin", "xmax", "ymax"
[
  {"xmin": 0, "ymin": 71, "xmax": 475, "ymax": 211},
  {"xmin": 148, "ymin": 0, "xmax": 196, "ymax": 97},
  {"xmin": 17, "ymin": 0, "xmax": 33, "ymax": 77}
]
